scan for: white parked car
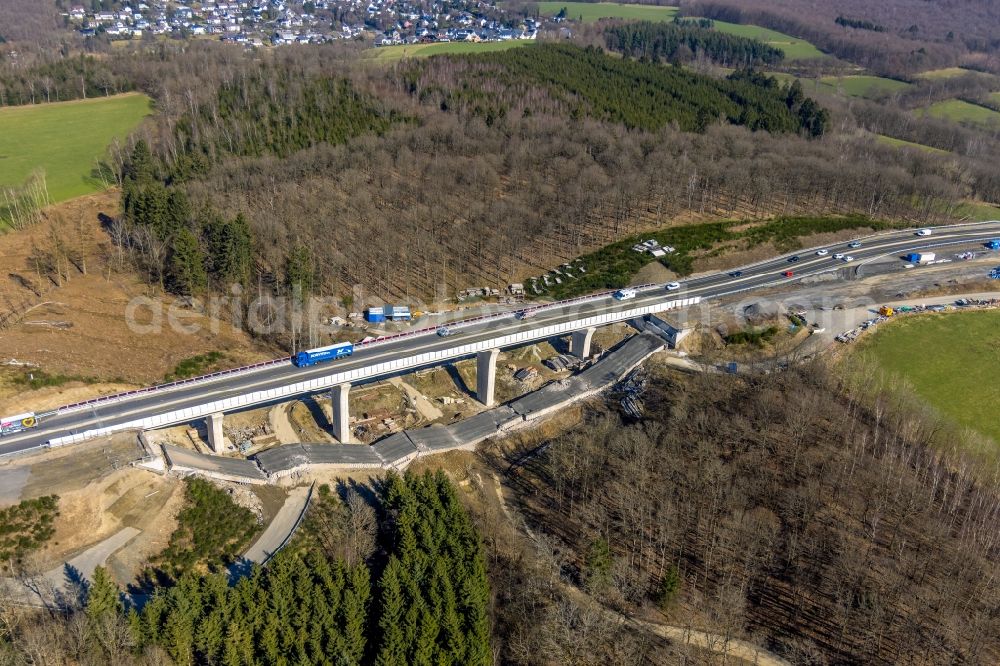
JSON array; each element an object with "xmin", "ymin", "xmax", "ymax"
[
  {"xmin": 916, "ymin": 228, "xmax": 933, "ymax": 236},
  {"xmin": 815, "ymin": 249, "xmax": 829, "ymax": 256},
  {"xmin": 666, "ymin": 282, "xmax": 681, "ymax": 291},
  {"xmin": 833, "ymin": 253, "xmax": 846, "ymax": 260}
]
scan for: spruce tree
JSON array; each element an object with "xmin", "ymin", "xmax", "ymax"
[
  {"xmin": 85, "ymin": 566, "xmax": 123, "ymax": 622},
  {"xmin": 341, "ymin": 565, "xmax": 370, "ymax": 664},
  {"xmin": 375, "ymin": 558, "xmax": 407, "ymax": 666},
  {"xmin": 167, "ymin": 226, "xmax": 207, "ymax": 295}
]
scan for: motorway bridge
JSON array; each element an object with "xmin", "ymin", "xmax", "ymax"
[{"xmin": 2, "ymin": 222, "xmax": 999, "ymax": 458}]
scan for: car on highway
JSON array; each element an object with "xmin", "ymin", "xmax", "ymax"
[
  {"xmin": 665, "ymin": 282, "xmax": 681, "ymax": 291},
  {"xmin": 842, "ymin": 255, "xmax": 854, "ymax": 262},
  {"xmin": 833, "ymin": 253, "xmax": 845, "ymax": 260},
  {"xmin": 916, "ymin": 228, "xmax": 933, "ymax": 236},
  {"xmin": 815, "ymin": 249, "xmax": 829, "ymax": 256},
  {"xmin": 729, "ymin": 270, "xmax": 743, "ymax": 277},
  {"xmin": 436, "ymin": 326, "xmax": 451, "ymax": 337},
  {"xmin": 848, "ymin": 241, "xmax": 862, "ymax": 249},
  {"xmin": 515, "ymin": 310, "xmax": 535, "ymax": 320},
  {"xmin": 613, "ymin": 288, "xmax": 636, "ymax": 300},
  {"xmin": 782, "ymin": 270, "xmax": 794, "ymax": 277},
  {"xmin": 788, "ymin": 255, "xmax": 800, "ymax": 263}
]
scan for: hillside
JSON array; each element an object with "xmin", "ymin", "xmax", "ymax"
[
  {"xmin": 95, "ymin": 40, "xmax": 982, "ymax": 316},
  {"xmin": 0, "ymin": 191, "xmax": 268, "ymax": 413},
  {"xmin": 682, "ymin": 0, "xmax": 1000, "ymax": 76},
  {"xmin": 484, "ymin": 363, "xmax": 1000, "ymax": 663}
]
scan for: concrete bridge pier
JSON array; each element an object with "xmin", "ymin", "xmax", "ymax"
[
  {"xmin": 570, "ymin": 327, "xmax": 596, "ymax": 360},
  {"xmin": 476, "ymin": 348, "xmax": 500, "ymax": 407},
  {"xmin": 331, "ymin": 382, "xmax": 352, "ymax": 443},
  {"xmin": 206, "ymin": 412, "xmax": 227, "ymax": 453}
]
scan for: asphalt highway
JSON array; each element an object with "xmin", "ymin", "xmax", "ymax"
[{"xmin": 3, "ymin": 222, "xmax": 999, "ymax": 457}]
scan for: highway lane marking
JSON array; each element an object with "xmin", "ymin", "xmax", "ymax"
[
  {"xmin": 26, "ymin": 228, "xmax": 1000, "ymax": 438},
  {"xmin": 16, "ymin": 295, "xmax": 690, "ymax": 439},
  {"xmin": 10, "ymin": 225, "xmax": 1000, "ymax": 446},
  {"xmin": 57, "ymin": 226, "xmax": 1000, "ymax": 412}
]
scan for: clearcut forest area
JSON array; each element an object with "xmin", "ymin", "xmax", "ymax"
[{"xmin": 0, "ymin": 93, "xmax": 151, "ymax": 204}]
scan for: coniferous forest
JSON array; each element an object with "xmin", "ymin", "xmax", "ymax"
[
  {"xmin": 603, "ymin": 20, "xmax": 786, "ymax": 67},
  {"xmin": 77, "ymin": 472, "xmax": 491, "ymax": 666},
  {"xmin": 408, "ymin": 44, "xmax": 824, "ymax": 135}
]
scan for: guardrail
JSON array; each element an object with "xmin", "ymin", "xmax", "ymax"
[
  {"xmin": 46, "ymin": 295, "xmax": 700, "ymax": 448},
  {"xmin": 260, "ymin": 482, "xmax": 315, "ymax": 566},
  {"xmin": 45, "ymin": 222, "xmax": 1000, "ymax": 419},
  {"xmin": 51, "ymin": 284, "xmax": 660, "ymax": 418}
]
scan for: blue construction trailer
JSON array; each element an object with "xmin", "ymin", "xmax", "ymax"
[{"xmin": 293, "ymin": 342, "xmax": 354, "ymax": 367}]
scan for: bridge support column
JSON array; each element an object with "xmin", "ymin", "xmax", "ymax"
[
  {"xmin": 476, "ymin": 348, "xmax": 500, "ymax": 407},
  {"xmin": 206, "ymin": 412, "xmax": 226, "ymax": 453},
  {"xmin": 331, "ymin": 383, "xmax": 352, "ymax": 443},
  {"xmin": 571, "ymin": 327, "xmax": 596, "ymax": 360}
]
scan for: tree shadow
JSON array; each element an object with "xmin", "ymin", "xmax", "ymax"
[
  {"xmin": 226, "ymin": 557, "xmax": 255, "ymax": 584},
  {"xmin": 86, "ymin": 161, "xmax": 116, "ymax": 191},
  {"xmin": 334, "ymin": 477, "xmax": 380, "ymax": 511},
  {"xmin": 56, "ymin": 563, "xmax": 89, "ymax": 611}
]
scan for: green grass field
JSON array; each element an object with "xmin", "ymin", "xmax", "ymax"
[
  {"xmin": 953, "ymin": 200, "xmax": 1000, "ymax": 221},
  {"xmin": 365, "ymin": 40, "xmax": 531, "ymax": 62},
  {"xmin": 532, "ymin": 2, "xmax": 678, "ymax": 22},
  {"xmin": 819, "ymin": 75, "xmax": 910, "ymax": 98},
  {"xmin": 916, "ymin": 67, "xmax": 982, "ymax": 80},
  {"xmin": 0, "ymin": 93, "xmax": 152, "ymax": 203},
  {"xmin": 516, "ymin": 4, "xmax": 825, "ymax": 61},
  {"xmin": 858, "ymin": 310, "xmax": 1000, "ymax": 448},
  {"xmin": 876, "ymin": 134, "xmax": 949, "ymax": 155},
  {"xmin": 919, "ymin": 99, "xmax": 1000, "ymax": 127},
  {"xmin": 704, "ymin": 19, "xmax": 826, "ymax": 60},
  {"xmin": 734, "ymin": 72, "xmax": 906, "ymax": 100}
]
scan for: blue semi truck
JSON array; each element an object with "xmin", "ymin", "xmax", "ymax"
[{"xmin": 293, "ymin": 342, "xmax": 354, "ymax": 367}]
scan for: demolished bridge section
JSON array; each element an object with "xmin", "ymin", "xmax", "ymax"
[{"xmin": 162, "ymin": 333, "xmax": 665, "ymax": 482}]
